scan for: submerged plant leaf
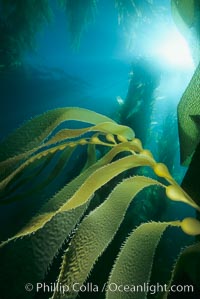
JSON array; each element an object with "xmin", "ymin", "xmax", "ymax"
[
  {"xmin": 0, "ymin": 143, "xmax": 67, "ymax": 193},
  {"xmin": 0, "ymin": 143, "xmax": 136, "ymax": 247},
  {"xmin": 52, "ymin": 176, "xmax": 162, "ymax": 299},
  {"xmin": 0, "ymin": 148, "xmax": 93, "ymax": 298},
  {"xmin": 0, "ymin": 106, "xmax": 196, "ymax": 299},
  {"xmin": 0, "ymin": 149, "xmax": 102, "ymax": 298},
  {"xmin": 0, "ymin": 141, "xmax": 139, "ymax": 299},
  {"xmin": 58, "ymin": 154, "xmax": 156, "ymax": 213},
  {"xmin": 82, "ymin": 143, "xmax": 97, "ymax": 170},
  {"xmin": 0, "ymin": 111, "xmax": 134, "ymax": 190},
  {"xmin": 46, "ymin": 121, "xmax": 134, "ymax": 145},
  {"xmin": 1, "ymin": 146, "xmax": 75, "ymax": 204},
  {"xmin": 0, "ymin": 107, "xmax": 117, "ymax": 162},
  {"xmin": 177, "ymin": 63, "xmax": 200, "ymax": 165},
  {"xmin": 106, "ymin": 222, "xmax": 170, "ymax": 299},
  {"xmin": 0, "ymin": 206, "xmax": 87, "ymax": 299}
]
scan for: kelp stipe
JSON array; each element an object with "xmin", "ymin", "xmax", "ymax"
[{"xmin": 0, "ymin": 107, "xmax": 199, "ymax": 299}]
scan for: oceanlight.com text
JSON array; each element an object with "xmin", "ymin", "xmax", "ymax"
[{"xmin": 25, "ymin": 282, "xmax": 194, "ymax": 295}]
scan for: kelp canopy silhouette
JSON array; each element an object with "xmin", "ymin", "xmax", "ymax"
[
  {"xmin": 0, "ymin": 107, "xmax": 200, "ymax": 299},
  {"xmin": 0, "ymin": 0, "xmax": 156, "ymax": 68}
]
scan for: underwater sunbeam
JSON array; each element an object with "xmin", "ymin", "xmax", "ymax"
[
  {"xmin": 156, "ymin": 29, "xmax": 194, "ymax": 70},
  {"xmin": 129, "ymin": 22, "xmax": 195, "ymax": 72}
]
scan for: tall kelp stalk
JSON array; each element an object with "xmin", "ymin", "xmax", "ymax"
[
  {"xmin": 117, "ymin": 59, "xmax": 165, "ymax": 224},
  {"xmin": 118, "ymin": 59, "xmax": 160, "ymax": 145}
]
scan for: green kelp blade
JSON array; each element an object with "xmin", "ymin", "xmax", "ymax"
[
  {"xmin": 0, "ymin": 153, "xmax": 54, "ymax": 201},
  {"xmin": 52, "ymin": 177, "xmax": 162, "ymax": 299},
  {"xmin": 162, "ymin": 242, "xmax": 200, "ymax": 299},
  {"xmin": 0, "ymin": 143, "xmax": 135, "ymax": 247},
  {"xmin": 58, "ymin": 153, "xmax": 155, "ymax": 213},
  {"xmin": 82, "ymin": 143, "xmax": 97, "ymax": 171},
  {"xmin": 106, "ymin": 222, "xmax": 170, "ymax": 299},
  {"xmin": 0, "ymin": 108, "xmax": 125, "ymax": 182},
  {"xmin": 0, "ymin": 144, "xmax": 135, "ymax": 299},
  {"xmin": 0, "ymin": 107, "xmax": 117, "ymax": 162},
  {"xmin": 177, "ymin": 63, "xmax": 200, "ymax": 165},
  {"xmin": 0, "ymin": 119, "xmax": 134, "ymax": 188},
  {"xmin": 1, "ymin": 147, "xmax": 75, "ymax": 204},
  {"xmin": 0, "ymin": 142, "xmax": 70, "ymax": 194},
  {"xmin": 0, "ymin": 151, "xmax": 33, "ymax": 181},
  {"xmin": 0, "ymin": 148, "xmax": 116, "ymax": 297},
  {"xmin": 46, "ymin": 121, "xmax": 135, "ymax": 146},
  {"xmin": 0, "ymin": 206, "xmax": 87, "ymax": 299}
]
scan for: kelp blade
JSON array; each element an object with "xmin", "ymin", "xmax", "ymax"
[
  {"xmin": 0, "ymin": 143, "xmax": 138, "ymax": 299},
  {"xmin": 177, "ymin": 63, "xmax": 200, "ymax": 165},
  {"xmin": 0, "ymin": 119, "xmax": 134, "ymax": 190},
  {"xmin": 0, "ymin": 107, "xmax": 117, "ymax": 161},
  {"xmin": 0, "ymin": 143, "xmax": 137, "ymax": 247},
  {"xmin": 52, "ymin": 176, "xmax": 162, "ymax": 299},
  {"xmin": 106, "ymin": 222, "xmax": 169, "ymax": 299},
  {"xmin": 58, "ymin": 154, "xmax": 155, "ymax": 213}
]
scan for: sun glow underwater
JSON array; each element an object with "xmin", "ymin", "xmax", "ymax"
[
  {"xmin": 128, "ymin": 21, "xmax": 194, "ymax": 72},
  {"xmin": 155, "ymin": 29, "xmax": 194, "ymax": 70}
]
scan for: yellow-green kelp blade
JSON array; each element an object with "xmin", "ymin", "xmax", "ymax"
[
  {"xmin": 0, "ymin": 206, "xmax": 87, "ymax": 299},
  {"xmin": 0, "ymin": 143, "xmax": 136, "ymax": 299},
  {"xmin": 0, "ymin": 120, "xmax": 134, "ymax": 187},
  {"xmin": 46, "ymin": 121, "xmax": 134, "ymax": 146},
  {"xmin": 52, "ymin": 176, "xmax": 162, "ymax": 299},
  {"xmin": 58, "ymin": 154, "xmax": 155, "ymax": 213},
  {"xmin": 82, "ymin": 143, "xmax": 97, "ymax": 171},
  {"xmin": 0, "ymin": 107, "xmax": 117, "ymax": 161},
  {"xmin": 0, "ymin": 107, "xmax": 132, "ymax": 182},
  {"xmin": 0, "ymin": 147, "xmax": 108, "ymax": 298},
  {"xmin": 106, "ymin": 222, "xmax": 170, "ymax": 299},
  {"xmin": 0, "ymin": 143, "xmax": 136, "ymax": 247},
  {"xmin": 0, "ymin": 108, "xmax": 129, "ymax": 182},
  {"xmin": 1, "ymin": 146, "xmax": 75, "ymax": 204}
]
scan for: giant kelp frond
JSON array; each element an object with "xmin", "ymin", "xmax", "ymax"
[
  {"xmin": 52, "ymin": 177, "xmax": 162, "ymax": 299},
  {"xmin": 0, "ymin": 107, "xmax": 119, "ymax": 182},
  {"xmin": 106, "ymin": 222, "xmax": 170, "ymax": 299},
  {"xmin": 0, "ymin": 107, "xmax": 200, "ymax": 299},
  {"xmin": 177, "ymin": 63, "xmax": 200, "ymax": 165},
  {"xmin": 171, "ymin": 0, "xmax": 200, "ymax": 165},
  {"xmin": 59, "ymin": 0, "xmax": 97, "ymax": 48},
  {"xmin": 0, "ymin": 154, "xmax": 155, "ymax": 244},
  {"xmin": 0, "ymin": 107, "xmax": 116, "ymax": 161}
]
